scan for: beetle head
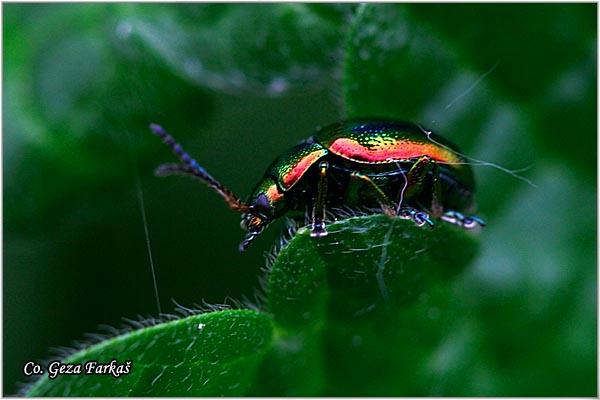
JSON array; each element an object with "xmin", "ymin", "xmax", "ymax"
[{"xmin": 239, "ymin": 180, "xmax": 284, "ymax": 251}]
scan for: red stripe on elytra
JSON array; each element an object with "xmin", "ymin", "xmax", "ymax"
[
  {"xmin": 329, "ymin": 138, "xmax": 460, "ymax": 165},
  {"xmin": 282, "ymin": 150, "xmax": 327, "ymax": 188},
  {"xmin": 266, "ymin": 184, "xmax": 283, "ymax": 202}
]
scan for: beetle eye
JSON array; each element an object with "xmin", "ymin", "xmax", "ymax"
[{"xmin": 255, "ymin": 193, "xmax": 271, "ymax": 212}]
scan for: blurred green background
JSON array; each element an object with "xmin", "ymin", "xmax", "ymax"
[{"xmin": 3, "ymin": 3, "xmax": 596, "ymax": 396}]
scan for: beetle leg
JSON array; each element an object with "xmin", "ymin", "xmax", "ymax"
[
  {"xmin": 311, "ymin": 161, "xmax": 329, "ymax": 237},
  {"xmin": 350, "ymin": 172, "xmax": 397, "ymax": 216},
  {"xmin": 430, "ymin": 163, "xmax": 444, "ymax": 217},
  {"xmin": 403, "ymin": 156, "xmax": 433, "ymax": 197},
  {"xmin": 403, "ymin": 156, "xmax": 443, "ymax": 217},
  {"xmin": 398, "ymin": 206, "xmax": 435, "ymax": 228},
  {"xmin": 441, "ymin": 210, "xmax": 486, "ymax": 229}
]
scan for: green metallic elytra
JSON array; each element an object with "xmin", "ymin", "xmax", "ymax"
[
  {"xmin": 150, "ymin": 119, "xmax": 485, "ymax": 251},
  {"xmin": 315, "ymin": 120, "xmax": 474, "ymax": 186},
  {"xmin": 267, "ymin": 142, "xmax": 329, "ymax": 190}
]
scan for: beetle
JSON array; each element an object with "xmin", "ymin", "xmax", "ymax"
[{"xmin": 150, "ymin": 119, "xmax": 484, "ymax": 251}]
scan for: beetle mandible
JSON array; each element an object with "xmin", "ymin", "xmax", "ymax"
[{"xmin": 150, "ymin": 119, "xmax": 485, "ymax": 251}]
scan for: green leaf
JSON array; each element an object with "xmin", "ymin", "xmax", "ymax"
[
  {"xmin": 253, "ymin": 233, "xmax": 328, "ymax": 396},
  {"xmin": 280, "ymin": 216, "xmax": 477, "ymax": 319},
  {"xmin": 460, "ymin": 166, "xmax": 597, "ymax": 395},
  {"xmin": 259, "ymin": 215, "xmax": 479, "ymax": 395},
  {"xmin": 26, "ymin": 310, "xmax": 273, "ymax": 396}
]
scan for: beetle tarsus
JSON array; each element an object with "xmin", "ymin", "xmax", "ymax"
[
  {"xmin": 398, "ymin": 207, "xmax": 435, "ymax": 228},
  {"xmin": 441, "ymin": 210, "xmax": 485, "ymax": 229},
  {"xmin": 310, "ymin": 222, "xmax": 328, "ymax": 238}
]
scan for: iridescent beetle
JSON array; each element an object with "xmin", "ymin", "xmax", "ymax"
[{"xmin": 150, "ymin": 119, "xmax": 484, "ymax": 251}]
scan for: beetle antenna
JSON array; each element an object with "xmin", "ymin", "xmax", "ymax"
[{"xmin": 149, "ymin": 124, "xmax": 249, "ymax": 212}]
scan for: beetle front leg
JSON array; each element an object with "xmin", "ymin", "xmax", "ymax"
[{"xmin": 311, "ymin": 161, "xmax": 329, "ymax": 237}]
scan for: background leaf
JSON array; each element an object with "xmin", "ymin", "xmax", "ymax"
[
  {"xmin": 407, "ymin": 4, "xmax": 597, "ymax": 176},
  {"xmin": 257, "ymin": 216, "xmax": 478, "ymax": 395},
  {"xmin": 116, "ymin": 3, "xmax": 346, "ymax": 95}
]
